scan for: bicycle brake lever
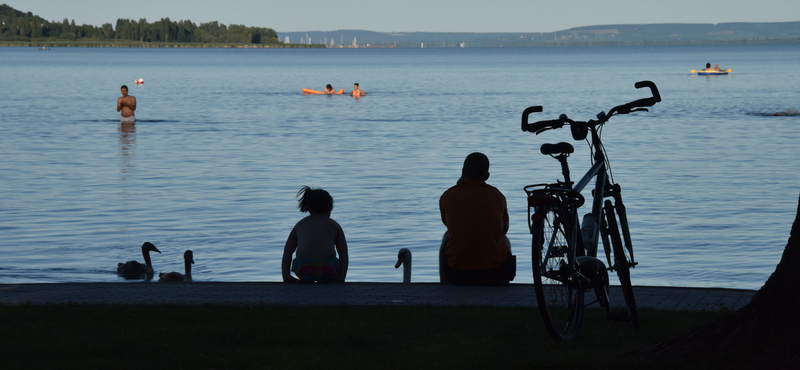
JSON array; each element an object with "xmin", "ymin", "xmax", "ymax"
[{"xmin": 535, "ymin": 122, "xmax": 564, "ymax": 135}]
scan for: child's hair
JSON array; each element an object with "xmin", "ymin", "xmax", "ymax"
[{"xmin": 297, "ymin": 186, "xmax": 334, "ymax": 214}]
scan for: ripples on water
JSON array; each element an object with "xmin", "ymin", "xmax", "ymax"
[{"xmin": 1, "ymin": 44, "xmax": 798, "ymax": 289}]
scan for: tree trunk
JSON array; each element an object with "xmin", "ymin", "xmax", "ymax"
[{"xmin": 627, "ymin": 193, "xmax": 800, "ymax": 368}]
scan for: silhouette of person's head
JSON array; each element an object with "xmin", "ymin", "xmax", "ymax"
[
  {"xmin": 461, "ymin": 152, "xmax": 490, "ymax": 181},
  {"xmin": 297, "ymin": 186, "xmax": 334, "ymax": 215},
  {"xmin": 706, "ymin": 63, "xmax": 711, "ymax": 68}
]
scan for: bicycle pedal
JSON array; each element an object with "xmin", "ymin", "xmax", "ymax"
[
  {"xmin": 592, "ymin": 287, "xmax": 609, "ymax": 308},
  {"xmin": 597, "ymin": 294, "xmax": 609, "ymax": 308}
]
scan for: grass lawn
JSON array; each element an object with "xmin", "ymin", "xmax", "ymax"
[{"xmin": 1, "ymin": 304, "xmax": 738, "ymax": 369}]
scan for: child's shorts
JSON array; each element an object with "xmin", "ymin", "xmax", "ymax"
[{"xmin": 291, "ymin": 257, "xmax": 340, "ymax": 283}]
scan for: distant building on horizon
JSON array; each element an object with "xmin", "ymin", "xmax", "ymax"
[{"xmin": 285, "ymin": 36, "xmax": 289, "ymax": 43}]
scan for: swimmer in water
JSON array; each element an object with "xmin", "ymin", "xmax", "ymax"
[
  {"xmin": 774, "ymin": 108, "xmax": 799, "ymax": 116},
  {"xmin": 350, "ymin": 83, "xmax": 366, "ymax": 97},
  {"xmin": 322, "ymin": 84, "xmax": 336, "ymax": 94}
]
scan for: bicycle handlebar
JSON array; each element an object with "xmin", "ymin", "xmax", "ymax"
[
  {"xmin": 521, "ymin": 106, "xmax": 544, "ymax": 132},
  {"xmin": 607, "ymin": 81, "xmax": 661, "ymax": 117},
  {"xmin": 521, "ymin": 80, "xmax": 661, "ymax": 134}
]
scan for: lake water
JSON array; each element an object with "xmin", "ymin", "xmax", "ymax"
[{"xmin": 1, "ymin": 44, "xmax": 798, "ymax": 290}]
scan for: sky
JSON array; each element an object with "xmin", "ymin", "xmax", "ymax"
[{"xmin": 7, "ymin": 0, "xmax": 800, "ymax": 33}]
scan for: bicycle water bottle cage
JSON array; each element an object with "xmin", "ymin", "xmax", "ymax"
[
  {"xmin": 540, "ymin": 142, "xmax": 574, "ymax": 156},
  {"xmin": 571, "ymin": 122, "xmax": 589, "ymax": 141}
]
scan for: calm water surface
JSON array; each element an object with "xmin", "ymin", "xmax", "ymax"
[{"xmin": 1, "ymin": 44, "xmax": 799, "ymax": 289}]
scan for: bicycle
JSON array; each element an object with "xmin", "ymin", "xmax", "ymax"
[{"xmin": 520, "ymin": 81, "xmax": 661, "ymax": 340}]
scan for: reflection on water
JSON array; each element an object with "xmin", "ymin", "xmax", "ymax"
[{"xmin": 118, "ymin": 122, "xmax": 135, "ymax": 174}]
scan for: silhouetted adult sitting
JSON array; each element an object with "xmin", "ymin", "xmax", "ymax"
[{"xmin": 439, "ymin": 152, "xmax": 515, "ymax": 285}]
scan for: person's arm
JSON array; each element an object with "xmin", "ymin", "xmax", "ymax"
[
  {"xmin": 503, "ymin": 197, "xmax": 510, "ymax": 234},
  {"xmin": 439, "ymin": 196, "xmax": 447, "ymax": 226},
  {"xmin": 117, "ymin": 97, "xmax": 136, "ymax": 112},
  {"xmin": 332, "ymin": 225, "xmax": 348, "ymax": 282},
  {"xmin": 282, "ymin": 227, "xmax": 300, "ymax": 283}
]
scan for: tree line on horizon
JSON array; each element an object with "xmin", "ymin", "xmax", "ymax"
[{"xmin": 0, "ymin": 4, "xmax": 279, "ymax": 44}]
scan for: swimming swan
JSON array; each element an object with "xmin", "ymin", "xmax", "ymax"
[
  {"xmin": 158, "ymin": 250, "xmax": 194, "ymax": 282},
  {"xmin": 395, "ymin": 248, "xmax": 412, "ymax": 284},
  {"xmin": 117, "ymin": 242, "xmax": 161, "ymax": 277}
]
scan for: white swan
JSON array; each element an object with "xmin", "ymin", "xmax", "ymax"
[
  {"xmin": 158, "ymin": 250, "xmax": 194, "ymax": 282},
  {"xmin": 117, "ymin": 242, "xmax": 161, "ymax": 277},
  {"xmin": 395, "ymin": 248, "xmax": 412, "ymax": 284}
]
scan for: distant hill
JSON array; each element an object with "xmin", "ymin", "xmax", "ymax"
[
  {"xmin": 2, "ymin": 2, "xmax": 796, "ymax": 49},
  {"xmin": 279, "ymin": 22, "xmax": 800, "ymax": 47}
]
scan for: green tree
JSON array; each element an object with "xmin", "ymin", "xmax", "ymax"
[
  {"xmin": 0, "ymin": 4, "xmax": 282, "ymax": 44},
  {"xmin": 101, "ymin": 23, "xmax": 114, "ymax": 39},
  {"xmin": 138, "ymin": 18, "xmax": 146, "ymax": 41}
]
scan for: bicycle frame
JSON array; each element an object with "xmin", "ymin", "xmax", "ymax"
[
  {"xmin": 562, "ymin": 125, "xmax": 636, "ymax": 272},
  {"xmin": 571, "ymin": 147, "xmax": 607, "ymax": 258}
]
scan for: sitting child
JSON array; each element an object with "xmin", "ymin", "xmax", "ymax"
[{"xmin": 282, "ymin": 186, "xmax": 349, "ymax": 283}]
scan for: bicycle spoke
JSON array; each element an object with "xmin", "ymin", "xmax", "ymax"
[{"xmin": 531, "ymin": 203, "xmax": 584, "ymax": 340}]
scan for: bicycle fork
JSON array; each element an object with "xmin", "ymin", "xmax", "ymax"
[{"xmin": 601, "ymin": 183, "xmax": 636, "ymax": 271}]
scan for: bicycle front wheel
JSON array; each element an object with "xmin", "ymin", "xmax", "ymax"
[
  {"xmin": 531, "ymin": 203, "xmax": 584, "ymax": 340},
  {"xmin": 604, "ymin": 200, "xmax": 639, "ymax": 328}
]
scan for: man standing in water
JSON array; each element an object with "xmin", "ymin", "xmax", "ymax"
[
  {"xmin": 117, "ymin": 85, "xmax": 136, "ymax": 123},
  {"xmin": 349, "ymin": 83, "xmax": 366, "ymax": 97}
]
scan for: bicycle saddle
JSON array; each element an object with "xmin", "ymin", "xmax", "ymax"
[{"xmin": 540, "ymin": 142, "xmax": 574, "ymax": 156}]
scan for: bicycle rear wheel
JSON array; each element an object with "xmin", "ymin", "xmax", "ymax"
[
  {"xmin": 603, "ymin": 200, "xmax": 639, "ymax": 328},
  {"xmin": 531, "ymin": 202, "xmax": 584, "ymax": 340}
]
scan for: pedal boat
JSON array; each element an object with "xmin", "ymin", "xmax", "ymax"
[{"xmin": 694, "ymin": 68, "xmax": 730, "ymax": 75}]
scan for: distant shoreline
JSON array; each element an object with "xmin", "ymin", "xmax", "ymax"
[
  {"xmin": 0, "ymin": 41, "xmax": 324, "ymax": 48},
  {"xmin": 4, "ymin": 38, "xmax": 799, "ymax": 49}
]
